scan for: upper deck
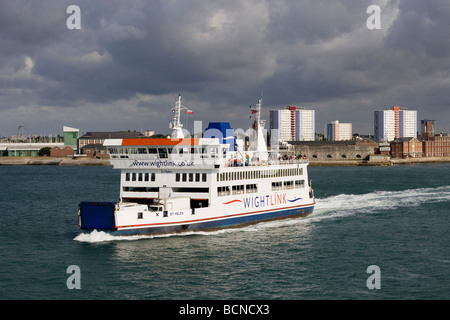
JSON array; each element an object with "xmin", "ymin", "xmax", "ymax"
[
  {"xmin": 104, "ymin": 137, "xmax": 308, "ymax": 171},
  {"xmin": 104, "ymin": 137, "xmax": 228, "ymax": 169}
]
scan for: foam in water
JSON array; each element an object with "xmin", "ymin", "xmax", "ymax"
[
  {"xmin": 74, "ymin": 185, "xmax": 450, "ymax": 242},
  {"xmin": 73, "ymin": 230, "xmax": 154, "ymax": 243},
  {"xmin": 313, "ymin": 185, "xmax": 450, "ymax": 221}
]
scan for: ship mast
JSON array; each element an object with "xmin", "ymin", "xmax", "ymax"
[
  {"xmin": 169, "ymin": 94, "xmax": 184, "ymax": 139},
  {"xmin": 249, "ymin": 96, "xmax": 268, "ymax": 161}
]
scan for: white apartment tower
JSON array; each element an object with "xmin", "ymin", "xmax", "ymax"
[
  {"xmin": 270, "ymin": 106, "xmax": 315, "ymax": 143},
  {"xmin": 325, "ymin": 120, "xmax": 353, "ymax": 141},
  {"xmin": 374, "ymin": 106, "xmax": 417, "ymax": 142}
]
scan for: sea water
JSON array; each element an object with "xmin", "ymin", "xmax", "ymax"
[{"xmin": 0, "ymin": 164, "xmax": 449, "ymax": 299}]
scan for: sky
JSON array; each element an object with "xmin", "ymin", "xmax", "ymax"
[{"xmin": 1, "ymin": 0, "xmax": 450, "ymax": 138}]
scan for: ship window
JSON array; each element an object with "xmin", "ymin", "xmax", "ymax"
[
  {"xmin": 246, "ymin": 184, "xmax": 257, "ymax": 194},
  {"xmin": 232, "ymin": 185, "xmax": 244, "ymax": 195},
  {"xmin": 189, "ymin": 173, "xmax": 194, "ymax": 182},
  {"xmin": 125, "ymin": 172, "xmax": 130, "ymax": 181},
  {"xmin": 132, "ymin": 173, "xmax": 136, "ymax": 181},
  {"xmin": 284, "ymin": 181, "xmax": 293, "ymax": 189},
  {"xmin": 148, "ymin": 148, "xmax": 157, "ymax": 154},
  {"xmin": 158, "ymin": 148, "xmax": 168, "ymax": 158},
  {"xmin": 176, "ymin": 173, "xmax": 180, "ymax": 182},
  {"xmin": 295, "ymin": 180, "xmax": 305, "ymax": 188},
  {"xmin": 202, "ymin": 173, "xmax": 207, "ymax": 182},
  {"xmin": 138, "ymin": 173, "xmax": 143, "ymax": 181},
  {"xmin": 137, "ymin": 212, "xmax": 143, "ymax": 219},
  {"xmin": 138, "ymin": 148, "xmax": 148, "ymax": 154},
  {"xmin": 217, "ymin": 186, "xmax": 230, "ymax": 196},
  {"xmin": 151, "ymin": 173, "xmax": 155, "ymax": 181},
  {"xmin": 272, "ymin": 182, "xmax": 282, "ymax": 191},
  {"xmin": 182, "ymin": 173, "xmax": 187, "ymax": 182},
  {"xmin": 196, "ymin": 173, "xmax": 200, "ymax": 182},
  {"xmin": 145, "ymin": 173, "xmax": 149, "ymax": 181}
]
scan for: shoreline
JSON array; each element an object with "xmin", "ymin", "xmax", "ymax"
[
  {"xmin": 0, "ymin": 157, "xmax": 111, "ymax": 166},
  {"xmin": 308, "ymin": 156, "xmax": 450, "ymax": 166},
  {"xmin": 1, "ymin": 156, "xmax": 450, "ymax": 167}
]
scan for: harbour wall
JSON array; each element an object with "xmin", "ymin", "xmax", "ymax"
[
  {"xmin": 0, "ymin": 157, "xmax": 110, "ymax": 166},
  {"xmin": 0, "ymin": 156, "xmax": 449, "ymax": 167}
]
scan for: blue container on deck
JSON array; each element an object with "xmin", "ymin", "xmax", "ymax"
[
  {"xmin": 204, "ymin": 122, "xmax": 237, "ymax": 151},
  {"xmin": 78, "ymin": 201, "xmax": 117, "ymax": 230}
]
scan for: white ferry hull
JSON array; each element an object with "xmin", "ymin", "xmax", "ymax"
[{"xmin": 79, "ymin": 201, "xmax": 315, "ymax": 236}]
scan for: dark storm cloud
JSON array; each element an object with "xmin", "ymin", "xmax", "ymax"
[{"xmin": 1, "ymin": 0, "xmax": 450, "ymax": 136}]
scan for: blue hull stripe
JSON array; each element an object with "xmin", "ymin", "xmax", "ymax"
[{"xmin": 110, "ymin": 204, "xmax": 315, "ymax": 236}]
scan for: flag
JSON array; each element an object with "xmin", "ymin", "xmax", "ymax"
[
  {"xmin": 187, "ymin": 110, "xmax": 193, "ymax": 114},
  {"xmin": 251, "ymin": 109, "xmax": 258, "ymax": 114}
]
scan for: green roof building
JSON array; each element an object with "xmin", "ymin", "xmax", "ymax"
[{"xmin": 63, "ymin": 126, "xmax": 79, "ymax": 148}]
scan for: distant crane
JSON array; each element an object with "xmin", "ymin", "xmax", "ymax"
[{"xmin": 11, "ymin": 125, "xmax": 36, "ymax": 142}]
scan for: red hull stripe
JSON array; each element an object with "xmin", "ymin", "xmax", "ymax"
[
  {"xmin": 223, "ymin": 199, "xmax": 243, "ymax": 205},
  {"xmin": 117, "ymin": 202, "xmax": 316, "ymax": 229}
]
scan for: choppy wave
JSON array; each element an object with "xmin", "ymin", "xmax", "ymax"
[
  {"xmin": 74, "ymin": 185, "xmax": 450, "ymax": 243},
  {"xmin": 311, "ymin": 185, "xmax": 450, "ymax": 221}
]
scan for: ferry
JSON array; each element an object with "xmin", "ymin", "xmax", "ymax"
[{"xmin": 78, "ymin": 95, "xmax": 315, "ymax": 236}]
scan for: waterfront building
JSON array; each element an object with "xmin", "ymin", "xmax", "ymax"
[
  {"xmin": 77, "ymin": 131, "xmax": 145, "ymax": 153},
  {"xmin": 270, "ymin": 106, "xmax": 315, "ymax": 143},
  {"xmin": 422, "ymin": 134, "xmax": 450, "ymax": 157},
  {"xmin": 63, "ymin": 126, "xmax": 79, "ymax": 149},
  {"xmin": 0, "ymin": 142, "xmax": 64, "ymax": 156},
  {"xmin": 390, "ymin": 137, "xmax": 423, "ymax": 158},
  {"xmin": 325, "ymin": 120, "xmax": 353, "ymax": 141},
  {"xmin": 420, "ymin": 119, "xmax": 436, "ymax": 139},
  {"xmin": 290, "ymin": 138, "xmax": 378, "ymax": 161},
  {"xmin": 80, "ymin": 144, "xmax": 109, "ymax": 159},
  {"xmin": 374, "ymin": 107, "xmax": 417, "ymax": 142},
  {"xmin": 50, "ymin": 146, "xmax": 75, "ymax": 157}
]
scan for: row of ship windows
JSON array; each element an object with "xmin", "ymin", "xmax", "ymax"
[
  {"xmin": 217, "ymin": 167, "xmax": 303, "ymax": 182},
  {"xmin": 125, "ymin": 170, "xmax": 303, "ymax": 183},
  {"xmin": 124, "ymin": 172, "xmax": 208, "ymax": 182},
  {"xmin": 176, "ymin": 172, "xmax": 208, "ymax": 182},
  {"xmin": 125, "ymin": 172, "xmax": 155, "ymax": 182},
  {"xmin": 108, "ymin": 147, "xmax": 221, "ymax": 158},
  {"xmin": 217, "ymin": 180, "xmax": 305, "ymax": 196}
]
